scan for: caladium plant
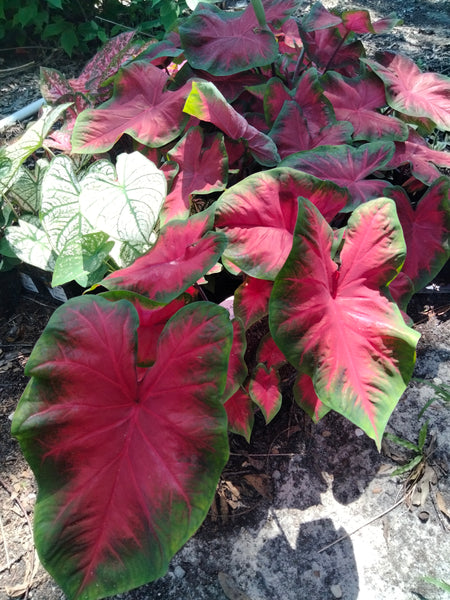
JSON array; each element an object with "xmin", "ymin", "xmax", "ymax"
[{"xmin": 6, "ymin": 0, "xmax": 450, "ymax": 599}]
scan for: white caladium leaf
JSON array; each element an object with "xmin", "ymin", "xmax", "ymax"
[
  {"xmin": 1, "ymin": 215, "xmax": 56, "ymax": 272},
  {"xmin": 0, "ymin": 103, "xmax": 71, "ymax": 195},
  {"xmin": 79, "ymin": 151, "xmax": 167, "ymax": 251}
]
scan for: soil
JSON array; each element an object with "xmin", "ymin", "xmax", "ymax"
[{"xmin": 1, "ymin": 1, "xmax": 450, "ymax": 599}]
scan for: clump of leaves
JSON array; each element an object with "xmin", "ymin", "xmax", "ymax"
[{"xmin": 2, "ymin": 1, "xmax": 450, "ymax": 598}]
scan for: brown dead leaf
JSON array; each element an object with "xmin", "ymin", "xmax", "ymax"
[
  {"xmin": 243, "ymin": 474, "xmax": 272, "ymax": 499},
  {"xmin": 436, "ymin": 491, "xmax": 450, "ymax": 521}
]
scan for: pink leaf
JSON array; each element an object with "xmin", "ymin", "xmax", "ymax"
[
  {"xmin": 363, "ymin": 52, "xmax": 450, "ymax": 131},
  {"xmin": 224, "ymin": 388, "xmax": 254, "ymax": 442},
  {"xmin": 249, "ymin": 364, "xmax": 282, "ymax": 423},
  {"xmin": 322, "ymin": 71, "xmax": 409, "ymax": 141},
  {"xmin": 184, "ymin": 80, "xmax": 280, "ymax": 167},
  {"xmin": 72, "ymin": 62, "xmax": 193, "ymax": 153},
  {"xmin": 281, "ymin": 142, "xmax": 394, "ymax": 209},
  {"xmin": 270, "ymin": 198, "xmax": 420, "ymax": 447},
  {"xmin": 101, "ymin": 212, "xmax": 227, "ymax": 303},
  {"xmin": 179, "ymin": 2, "xmax": 278, "ymax": 76},
  {"xmin": 12, "ymin": 297, "xmax": 232, "ymax": 599},
  {"xmin": 215, "ymin": 167, "xmax": 349, "ymax": 279},
  {"xmin": 295, "ymin": 373, "xmax": 330, "ymax": 422},
  {"xmin": 161, "ymin": 127, "xmax": 228, "ymax": 225},
  {"xmin": 386, "ymin": 179, "xmax": 450, "ymax": 304},
  {"xmin": 234, "ymin": 277, "xmax": 274, "ymax": 329}
]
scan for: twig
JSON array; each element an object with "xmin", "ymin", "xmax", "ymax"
[
  {"xmin": 0, "ymin": 510, "xmax": 11, "ymax": 571},
  {"xmin": 317, "ymin": 488, "xmax": 414, "ymax": 553},
  {"xmin": 0, "ymin": 62, "xmax": 34, "ymax": 75},
  {"xmin": 230, "ymin": 452, "xmax": 296, "ymax": 457}
]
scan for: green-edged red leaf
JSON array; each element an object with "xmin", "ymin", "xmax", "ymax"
[
  {"xmin": 224, "ymin": 388, "xmax": 254, "ymax": 442},
  {"xmin": 215, "ymin": 167, "xmax": 349, "ymax": 279},
  {"xmin": 183, "ymin": 80, "xmax": 280, "ymax": 167},
  {"xmin": 179, "ymin": 2, "xmax": 278, "ymax": 76},
  {"xmin": 223, "ymin": 318, "xmax": 248, "ymax": 402},
  {"xmin": 269, "ymin": 198, "xmax": 420, "ymax": 447},
  {"xmin": 161, "ymin": 127, "xmax": 228, "ymax": 226},
  {"xmin": 256, "ymin": 333, "xmax": 286, "ymax": 369},
  {"xmin": 280, "ymin": 142, "xmax": 395, "ymax": 209},
  {"xmin": 234, "ymin": 277, "xmax": 274, "ymax": 329},
  {"xmin": 12, "ymin": 297, "xmax": 232, "ymax": 600},
  {"xmin": 295, "ymin": 373, "xmax": 330, "ymax": 422},
  {"xmin": 72, "ymin": 62, "xmax": 192, "ymax": 153},
  {"xmin": 101, "ymin": 212, "xmax": 227, "ymax": 303},
  {"xmin": 321, "ymin": 71, "xmax": 409, "ymax": 141},
  {"xmin": 249, "ymin": 364, "xmax": 282, "ymax": 424},
  {"xmin": 386, "ymin": 178, "xmax": 450, "ymax": 306},
  {"xmin": 340, "ymin": 10, "xmax": 402, "ymax": 34},
  {"xmin": 363, "ymin": 52, "xmax": 450, "ymax": 131}
]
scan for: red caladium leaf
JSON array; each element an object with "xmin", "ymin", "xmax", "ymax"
[
  {"xmin": 340, "ymin": 10, "xmax": 402, "ymax": 35},
  {"xmin": 363, "ymin": 52, "xmax": 450, "ymax": 131},
  {"xmin": 40, "ymin": 67, "xmax": 75, "ymax": 103},
  {"xmin": 269, "ymin": 100, "xmax": 353, "ymax": 158},
  {"xmin": 160, "ymin": 126, "xmax": 228, "ymax": 225},
  {"xmin": 223, "ymin": 319, "xmax": 248, "ymax": 402},
  {"xmin": 321, "ymin": 71, "xmax": 409, "ymax": 142},
  {"xmin": 300, "ymin": 2, "xmax": 342, "ymax": 32},
  {"xmin": 269, "ymin": 198, "xmax": 420, "ymax": 447},
  {"xmin": 388, "ymin": 271, "xmax": 415, "ymax": 311},
  {"xmin": 179, "ymin": 2, "xmax": 278, "ymax": 76},
  {"xmin": 71, "ymin": 62, "xmax": 193, "ymax": 153},
  {"xmin": 385, "ymin": 178, "xmax": 450, "ymax": 307},
  {"xmin": 183, "ymin": 80, "xmax": 280, "ymax": 167},
  {"xmin": 388, "ymin": 128, "xmax": 450, "ymax": 185},
  {"xmin": 295, "ymin": 373, "xmax": 330, "ymax": 422},
  {"xmin": 256, "ymin": 333, "xmax": 286, "ymax": 369},
  {"xmin": 280, "ymin": 142, "xmax": 395, "ymax": 209},
  {"xmin": 224, "ymin": 388, "xmax": 254, "ymax": 442},
  {"xmin": 101, "ymin": 290, "xmax": 195, "ymax": 367},
  {"xmin": 101, "ymin": 211, "xmax": 227, "ymax": 303},
  {"xmin": 249, "ymin": 364, "xmax": 282, "ymax": 424},
  {"xmin": 264, "ymin": 70, "xmax": 334, "ymax": 131},
  {"xmin": 234, "ymin": 277, "xmax": 274, "ymax": 329},
  {"xmin": 12, "ymin": 296, "xmax": 232, "ymax": 600},
  {"xmin": 215, "ymin": 167, "xmax": 349, "ymax": 279}
]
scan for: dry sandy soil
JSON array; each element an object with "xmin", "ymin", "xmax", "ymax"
[{"xmin": 0, "ymin": 1, "xmax": 449, "ymax": 599}]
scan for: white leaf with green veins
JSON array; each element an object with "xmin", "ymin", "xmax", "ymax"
[
  {"xmin": 9, "ymin": 159, "xmax": 49, "ymax": 214},
  {"xmin": 40, "ymin": 155, "xmax": 93, "ymax": 253},
  {"xmin": 79, "ymin": 151, "xmax": 166, "ymax": 250},
  {"xmin": 0, "ymin": 103, "xmax": 71, "ymax": 195},
  {"xmin": 1, "ymin": 216, "xmax": 56, "ymax": 271}
]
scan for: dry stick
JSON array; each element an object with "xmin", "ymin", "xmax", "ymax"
[
  {"xmin": 0, "ymin": 510, "xmax": 11, "ymax": 571},
  {"xmin": 317, "ymin": 488, "xmax": 415, "ymax": 554}
]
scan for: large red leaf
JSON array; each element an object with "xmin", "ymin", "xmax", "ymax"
[
  {"xmin": 321, "ymin": 71, "xmax": 409, "ymax": 142},
  {"xmin": 363, "ymin": 52, "xmax": 450, "ymax": 131},
  {"xmin": 386, "ymin": 179, "xmax": 450, "ymax": 307},
  {"xmin": 71, "ymin": 62, "xmax": 192, "ymax": 153},
  {"xmin": 215, "ymin": 167, "xmax": 349, "ymax": 279},
  {"xmin": 101, "ymin": 212, "xmax": 227, "ymax": 303},
  {"xmin": 340, "ymin": 10, "xmax": 401, "ymax": 35},
  {"xmin": 269, "ymin": 198, "xmax": 420, "ymax": 447},
  {"xmin": 280, "ymin": 142, "xmax": 395, "ymax": 209},
  {"xmin": 161, "ymin": 126, "xmax": 228, "ymax": 225},
  {"xmin": 11, "ymin": 297, "xmax": 232, "ymax": 599},
  {"xmin": 183, "ymin": 80, "xmax": 280, "ymax": 166},
  {"xmin": 179, "ymin": 2, "xmax": 278, "ymax": 76}
]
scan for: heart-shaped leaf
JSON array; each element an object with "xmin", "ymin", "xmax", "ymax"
[
  {"xmin": 269, "ymin": 198, "xmax": 420, "ymax": 447},
  {"xmin": 12, "ymin": 297, "xmax": 232, "ymax": 600}
]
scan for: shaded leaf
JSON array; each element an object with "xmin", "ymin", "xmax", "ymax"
[
  {"xmin": 249, "ymin": 364, "xmax": 282, "ymax": 423},
  {"xmin": 224, "ymin": 388, "xmax": 254, "ymax": 442},
  {"xmin": 234, "ymin": 277, "xmax": 273, "ymax": 329}
]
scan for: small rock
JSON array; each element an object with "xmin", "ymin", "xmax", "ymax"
[
  {"xmin": 331, "ymin": 584, "xmax": 343, "ymax": 598},
  {"xmin": 174, "ymin": 565, "xmax": 186, "ymax": 579}
]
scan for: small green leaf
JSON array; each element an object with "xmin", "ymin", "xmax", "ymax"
[
  {"xmin": 384, "ymin": 432, "xmax": 420, "ymax": 452},
  {"xmin": 422, "ymin": 577, "xmax": 450, "ymax": 593},
  {"xmin": 1, "ymin": 216, "xmax": 56, "ymax": 272},
  {"xmin": 60, "ymin": 27, "xmax": 79, "ymax": 56},
  {"xmin": 391, "ymin": 454, "xmax": 423, "ymax": 476},
  {"xmin": 46, "ymin": 0, "xmax": 63, "ymax": 8},
  {"xmin": 417, "ymin": 422, "xmax": 428, "ymax": 452}
]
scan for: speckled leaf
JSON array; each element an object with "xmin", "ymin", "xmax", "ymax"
[{"xmin": 0, "ymin": 216, "xmax": 56, "ymax": 272}]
